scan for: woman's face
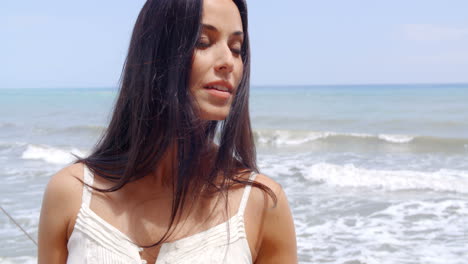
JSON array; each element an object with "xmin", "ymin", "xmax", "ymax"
[{"xmin": 189, "ymin": 0, "xmax": 244, "ymax": 120}]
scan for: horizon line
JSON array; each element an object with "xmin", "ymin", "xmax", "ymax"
[{"xmin": 1, "ymin": 81, "xmax": 468, "ymax": 89}]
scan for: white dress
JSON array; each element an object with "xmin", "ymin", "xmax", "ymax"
[{"xmin": 66, "ymin": 166, "xmax": 256, "ymax": 264}]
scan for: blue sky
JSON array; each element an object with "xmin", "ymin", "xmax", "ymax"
[{"xmin": 2, "ymin": 0, "xmax": 468, "ymax": 88}]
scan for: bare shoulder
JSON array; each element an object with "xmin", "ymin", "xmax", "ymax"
[
  {"xmin": 37, "ymin": 162, "xmax": 85, "ymax": 263},
  {"xmin": 43, "ymin": 162, "xmax": 85, "ymax": 209},
  {"xmin": 247, "ymin": 173, "xmax": 298, "ymax": 264},
  {"xmin": 247, "ymin": 173, "xmax": 283, "ymax": 211},
  {"xmin": 253, "ymin": 173, "xmax": 282, "ymax": 194},
  {"xmin": 44, "ymin": 162, "xmax": 85, "ymax": 230}
]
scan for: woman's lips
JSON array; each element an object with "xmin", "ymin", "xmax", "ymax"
[
  {"xmin": 203, "ymin": 86, "xmax": 232, "ymax": 99},
  {"xmin": 202, "ymin": 80, "xmax": 234, "ymax": 100},
  {"xmin": 203, "ymin": 80, "xmax": 233, "ymax": 92}
]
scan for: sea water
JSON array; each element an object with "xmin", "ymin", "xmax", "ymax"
[{"xmin": 1, "ymin": 84, "xmax": 467, "ymax": 263}]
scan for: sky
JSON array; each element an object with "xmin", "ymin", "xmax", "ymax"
[{"xmin": 2, "ymin": 0, "xmax": 468, "ymax": 88}]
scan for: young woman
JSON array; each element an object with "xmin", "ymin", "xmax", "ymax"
[{"xmin": 38, "ymin": 0, "xmax": 297, "ymax": 263}]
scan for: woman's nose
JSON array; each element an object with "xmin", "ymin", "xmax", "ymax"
[{"xmin": 214, "ymin": 45, "xmax": 234, "ymax": 73}]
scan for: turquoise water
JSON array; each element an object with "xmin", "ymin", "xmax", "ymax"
[
  {"xmin": 251, "ymin": 84, "xmax": 468, "ymax": 138},
  {"xmin": 1, "ymin": 84, "xmax": 468, "ymax": 263}
]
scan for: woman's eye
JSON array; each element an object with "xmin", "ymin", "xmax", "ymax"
[
  {"xmin": 231, "ymin": 43, "xmax": 242, "ymax": 55},
  {"xmin": 231, "ymin": 48, "xmax": 242, "ymax": 55},
  {"xmin": 197, "ymin": 42, "xmax": 210, "ymax": 48},
  {"xmin": 197, "ymin": 42, "xmax": 210, "ymax": 49},
  {"xmin": 230, "ymin": 40, "xmax": 243, "ymax": 55},
  {"xmin": 196, "ymin": 37, "xmax": 211, "ymax": 49}
]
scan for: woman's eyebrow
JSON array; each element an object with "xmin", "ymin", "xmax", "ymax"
[{"xmin": 202, "ymin": 24, "xmax": 244, "ymax": 36}]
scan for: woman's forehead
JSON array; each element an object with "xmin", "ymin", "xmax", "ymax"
[{"xmin": 201, "ymin": 0, "xmax": 243, "ymax": 33}]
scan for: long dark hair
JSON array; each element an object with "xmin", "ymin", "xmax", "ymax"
[{"xmin": 77, "ymin": 0, "xmax": 275, "ymax": 246}]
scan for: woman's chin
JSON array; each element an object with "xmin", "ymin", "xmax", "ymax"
[{"xmin": 198, "ymin": 106, "xmax": 231, "ymax": 121}]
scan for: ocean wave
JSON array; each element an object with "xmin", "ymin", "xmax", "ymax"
[
  {"xmin": 306, "ymin": 162, "xmax": 468, "ymax": 193},
  {"xmin": 377, "ymin": 134, "xmax": 414, "ymax": 143},
  {"xmin": 21, "ymin": 144, "xmax": 86, "ymax": 165},
  {"xmin": 306, "ymin": 199, "xmax": 468, "ymax": 264},
  {"xmin": 61, "ymin": 125, "xmax": 106, "ymax": 134},
  {"xmin": 253, "ymin": 129, "xmax": 468, "ymax": 152},
  {"xmin": 254, "ymin": 129, "xmax": 417, "ymax": 145},
  {"xmin": 31, "ymin": 124, "xmax": 107, "ymax": 135},
  {"xmin": 0, "ymin": 141, "xmax": 27, "ymax": 151},
  {"xmin": 0, "ymin": 256, "xmax": 37, "ymax": 264}
]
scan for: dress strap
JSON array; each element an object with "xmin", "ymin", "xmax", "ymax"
[
  {"xmin": 81, "ymin": 165, "xmax": 95, "ymax": 207},
  {"xmin": 238, "ymin": 172, "xmax": 257, "ymax": 217}
]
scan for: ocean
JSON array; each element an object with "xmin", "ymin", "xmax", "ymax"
[{"xmin": 1, "ymin": 84, "xmax": 467, "ymax": 263}]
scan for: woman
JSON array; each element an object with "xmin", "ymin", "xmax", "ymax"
[{"xmin": 38, "ymin": 0, "xmax": 297, "ymax": 263}]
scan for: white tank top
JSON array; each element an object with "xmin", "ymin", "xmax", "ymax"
[{"xmin": 67, "ymin": 166, "xmax": 256, "ymax": 264}]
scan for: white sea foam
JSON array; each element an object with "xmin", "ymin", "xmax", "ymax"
[
  {"xmin": 21, "ymin": 144, "xmax": 85, "ymax": 165},
  {"xmin": 306, "ymin": 162, "xmax": 468, "ymax": 193},
  {"xmin": 306, "ymin": 199, "xmax": 468, "ymax": 264},
  {"xmin": 378, "ymin": 134, "xmax": 415, "ymax": 143},
  {"xmin": 256, "ymin": 130, "xmax": 333, "ymax": 145},
  {"xmin": 255, "ymin": 129, "xmax": 416, "ymax": 146},
  {"xmin": 0, "ymin": 256, "xmax": 37, "ymax": 264}
]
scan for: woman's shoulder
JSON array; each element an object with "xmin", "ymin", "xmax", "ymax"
[
  {"xmin": 38, "ymin": 163, "xmax": 87, "ymax": 262},
  {"xmin": 41, "ymin": 163, "xmax": 86, "ymax": 232},
  {"xmin": 245, "ymin": 172, "xmax": 298, "ymax": 263},
  {"xmin": 247, "ymin": 172, "xmax": 283, "ymax": 207},
  {"xmin": 253, "ymin": 173, "xmax": 282, "ymax": 193},
  {"xmin": 230, "ymin": 171, "xmax": 282, "ymax": 212},
  {"xmin": 45, "ymin": 162, "xmax": 86, "ymax": 202}
]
